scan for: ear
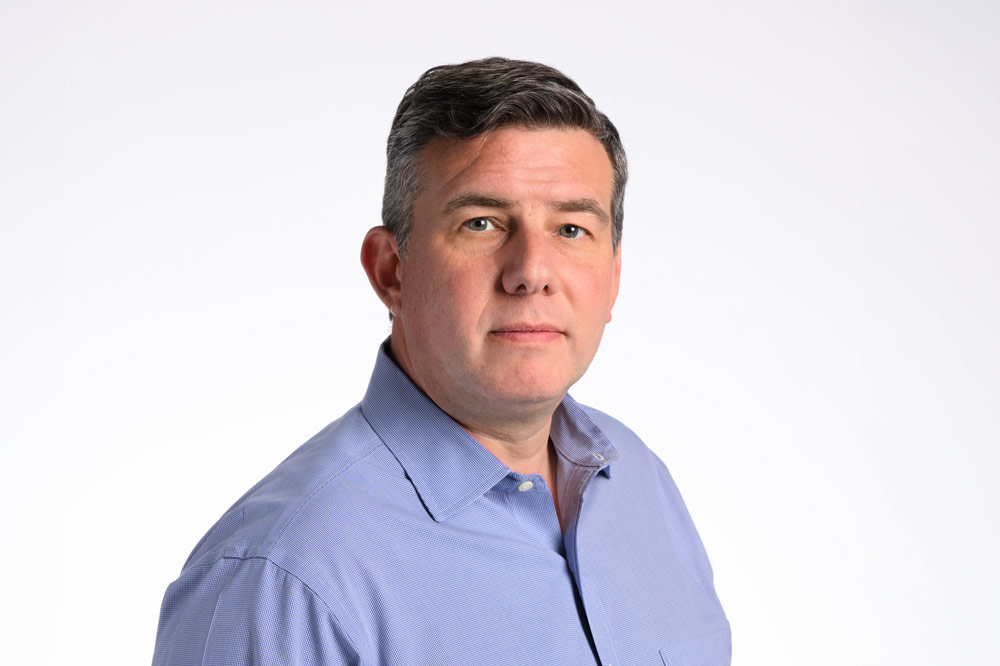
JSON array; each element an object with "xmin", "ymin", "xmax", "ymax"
[
  {"xmin": 360, "ymin": 226, "xmax": 402, "ymax": 316},
  {"xmin": 607, "ymin": 240, "xmax": 622, "ymax": 323}
]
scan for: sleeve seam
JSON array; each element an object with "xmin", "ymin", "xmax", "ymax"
[
  {"xmin": 203, "ymin": 555, "xmax": 365, "ymax": 665},
  {"xmin": 263, "ymin": 441, "xmax": 383, "ymax": 558}
]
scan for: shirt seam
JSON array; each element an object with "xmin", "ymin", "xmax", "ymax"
[
  {"xmin": 207, "ymin": 555, "xmax": 364, "ymax": 664},
  {"xmin": 264, "ymin": 440, "xmax": 384, "ymax": 557},
  {"xmin": 593, "ymin": 587, "xmax": 622, "ymax": 665},
  {"xmin": 199, "ymin": 553, "xmax": 244, "ymax": 666}
]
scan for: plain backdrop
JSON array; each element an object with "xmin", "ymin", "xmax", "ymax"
[{"xmin": 2, "ymin": 1, "xmax": 998, "ymax": 664}]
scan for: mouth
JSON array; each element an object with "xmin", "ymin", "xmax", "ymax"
[{"xmin": 490, "ymin": 324, "xmax": 564, "ymax": 343}]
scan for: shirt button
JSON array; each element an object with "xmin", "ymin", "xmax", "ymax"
[
  {"xmin": 518, "ymin": 481, "xmax": 534, "ymax": 492},
  {"xmin": 592, "ymin": 452, "xmax": 605, "ymax": 461}
]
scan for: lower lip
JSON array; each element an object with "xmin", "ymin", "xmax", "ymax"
[{"xmin": 490, "ymin": 330, "xmax": 563, "ymax": 343}]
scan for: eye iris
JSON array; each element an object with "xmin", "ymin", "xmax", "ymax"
[
  {"xmin": 469, "ymin": 218, "xmax": 488, "ymax": 231},
  {"xmin": 562, "ymin": 225, "xmax": 580, "ymax": 238}
]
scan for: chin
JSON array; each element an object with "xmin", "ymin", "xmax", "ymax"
[{"xmin": 481, "ymin": 372, "xmax": 572, "ymax": 407}]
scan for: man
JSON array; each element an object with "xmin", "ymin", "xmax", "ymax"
[{"xmin": 152, "ymin": 57, "xmax": 730, "ymax": 665}]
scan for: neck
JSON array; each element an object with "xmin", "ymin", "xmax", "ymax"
[
  {"xmin": 460, "ymin": 418, "xmax": 553, "ymax": 477},
  {"xmin": 463, "ymin": 417, "xmax": 562, "ymax": 528}
]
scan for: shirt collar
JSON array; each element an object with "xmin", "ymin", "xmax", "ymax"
[
  {"xmin": 360, "ymin": 339, "xmax": 617, "ymax": 522},
  {"xmin": 550, "ymin": 395, "xmax": 618, "ymax": 480}
]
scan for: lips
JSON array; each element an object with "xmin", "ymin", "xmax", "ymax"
[
  {"xmin": 490, "ymin": 323, "xmax": 564, "ymax": 343},
  {"xmin": 492, "ymin": 322, "xmax": 561, "ymax": 333}
]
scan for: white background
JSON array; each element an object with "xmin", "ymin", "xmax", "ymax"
[{"xmin": 2, "ymin": 1, "xmax": 998, "ymax": 664}]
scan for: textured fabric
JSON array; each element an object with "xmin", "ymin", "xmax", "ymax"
[{"xmin": 152, "ymin": 340, "xmax": 730, "ymax": 665}]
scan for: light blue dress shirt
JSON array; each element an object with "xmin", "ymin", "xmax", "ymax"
[{"xmin": 152, "ymin": 341, "xmax": 730, "ymax": 665}]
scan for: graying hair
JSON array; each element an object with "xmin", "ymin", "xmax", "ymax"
[{"xmin": 382, "ymin": 57, "xmax": 628, "ymax": 254}]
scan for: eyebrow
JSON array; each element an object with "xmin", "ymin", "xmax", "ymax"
[
  {"xmin": 444, "ymin": 193, "xmax": 611, "ymax": 225},
  {"xmin": 444, "ymin": 194, "xmax": 515, "ymax": 213},
  {"xmin": 552, "ymin": 198, "xmax": 610, "ymax": 225}
]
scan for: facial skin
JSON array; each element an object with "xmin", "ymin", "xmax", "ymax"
[{"xmin": 362, "ymin": 127, "xmax": 621, "ymax": 450}]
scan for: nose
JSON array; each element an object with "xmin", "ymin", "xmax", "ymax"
[{"xmin": 500, "ymin": 227, "xmax": 560, "ymax": 295}]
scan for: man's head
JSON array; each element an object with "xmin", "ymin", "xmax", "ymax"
[
  {"xmin": 382, "ymin": 57, "xmax": 627, "ymax": 255},
  {"xmin": 363, "ymin": 58, "xmax": 627, "ymax": 435}
]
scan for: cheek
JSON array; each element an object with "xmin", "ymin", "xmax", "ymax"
[
  {"xmin": 438, "ymin": 258, "xmax": 494, "ymax": 310},
  {"xmin": 571, "ymin": 273, "xmax": 616, "ymax": 343},
  {"xmin": 579, "ymin": 274, "xmax": 614, "ymax": 314},
  {"xmin": 404, "ymin": 261, "xmax": 488, "ymax": 333}
]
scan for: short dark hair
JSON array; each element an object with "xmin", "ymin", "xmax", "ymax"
[{"xmin": 382, "ymin": 57, "xmax": 627, "ymax": 254}]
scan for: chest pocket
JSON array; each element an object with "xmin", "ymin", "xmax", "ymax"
[{"xmin": 659, "ymin": 627, "xmax": 732, "ymax": 666}]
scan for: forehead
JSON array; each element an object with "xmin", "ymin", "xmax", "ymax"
[{"xmin": 415, "ymin": 127, "xmax": 614, "ymax": 207}]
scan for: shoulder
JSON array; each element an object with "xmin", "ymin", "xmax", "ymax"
[
  {"xmin": 153, "ymin": 554, "xmax": 361, "ymax": 665},
  {"xmin": 574, "ymin": 401, "xmax": 724, "ymax": 603},
  {"xmin": 157, "ymin": 403, "xmax": 411, "ymax": 662},
  {"xmin": 181, "ymin": 403, "xmax": 398, "ymax": 572}
]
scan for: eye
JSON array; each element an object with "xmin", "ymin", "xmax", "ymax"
[
  {"xmin": 464, "ymin": 217, "xmax": 495, "ymax": 232},
  {"xmin": 558, "ymin": 224, "xmax": 585, "ymax": 239}
]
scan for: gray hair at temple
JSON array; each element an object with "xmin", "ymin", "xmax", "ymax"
[{"xmin": 381, "ymin": 57, "xmax": 628, "ymax": 255}]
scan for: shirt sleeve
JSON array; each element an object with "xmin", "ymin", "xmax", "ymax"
[{"xmin": 152, "ymin": 555, "xmax": 361, "ymax": 666}]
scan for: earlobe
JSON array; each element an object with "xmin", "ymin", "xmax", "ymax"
[{"xmin": 360, "ymin": 226, "xmax": 402, "ymax": 315}]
